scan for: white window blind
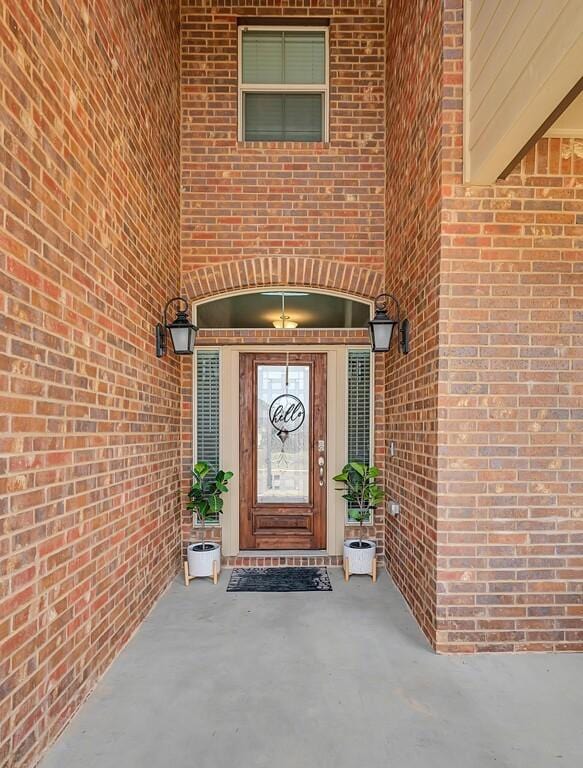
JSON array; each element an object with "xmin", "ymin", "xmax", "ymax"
[
  {"xmin": 244, "ymin": 93, "xmax": 323, "ymax": 141},
  {"xmin": 347, "ymin": 349, "xmax": 371, "ymax": 465},
  {"xmin": 195, "ymin": 350, "xmax": 220, "ymax": 524},
  {"xmin": 242, "ymin": 31, "xmax": 326, "ymax": 85},
  {"xmin": 347, "ymin": 349, "xmax": 372, "ymax": 524}
]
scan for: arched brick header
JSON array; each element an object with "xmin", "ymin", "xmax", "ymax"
[{"xmin": 183, "ymin": 257, "xmax": 383, "ymax": 301}]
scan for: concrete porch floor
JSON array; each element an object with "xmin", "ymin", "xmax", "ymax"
[{"xmin": 40, "ymin": 569, "xmax": 582, "ymax": 768}]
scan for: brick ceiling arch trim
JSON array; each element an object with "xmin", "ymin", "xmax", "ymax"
[{"xmin": 183, "ymin": 257, "xmax": 383, "ymax": 302}]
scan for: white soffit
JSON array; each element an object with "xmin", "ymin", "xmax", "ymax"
[{"xmin": 463, "ymin": 0, "xmax": 583, "ymax": 184}]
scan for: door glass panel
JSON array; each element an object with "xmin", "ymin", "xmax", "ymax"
[{"xmin": 256, "ymin": 364, "xmax": 310, "ymax": 504}]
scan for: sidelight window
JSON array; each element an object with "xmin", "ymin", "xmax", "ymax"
[
  {"xmin": 346, "ymin": 349, "xmax": 373, "ymax": 524},
  {"xmin": 194, "ymin": 349, "xmax": 220, "ymax": 524}
]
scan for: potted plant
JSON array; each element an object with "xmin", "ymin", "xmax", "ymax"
[
  {"xmin": 185, "ymin": 461, "xmax": 233, "ymax": 584},
  {"xmin": 333, "ymin": 461, "xmax": 384, "ymax": 581}
]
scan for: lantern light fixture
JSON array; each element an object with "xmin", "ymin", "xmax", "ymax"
[
  {"xmin": 156, "ymin": 297, "xmax": 198, "ymax": 357},
  {"xmin": 368, "ymin": 293, "xmax": 410, "ymax": 354}
]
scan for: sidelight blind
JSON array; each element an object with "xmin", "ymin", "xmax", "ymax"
[
  {"xmin": 347, "ymin": 349, "xmax": 371, "ymax": 465},
  {"xmin": 347, "ymin": 349, "xmax": 372, "ymax": 524},
  {"xmin": 195, "ymin": 350, "xmax": 220, "ymax": 524}
]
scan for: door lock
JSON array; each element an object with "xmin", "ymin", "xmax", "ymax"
[{"xmin": 318, "ymin": 456, "xmax": 325, "ymax": 486}]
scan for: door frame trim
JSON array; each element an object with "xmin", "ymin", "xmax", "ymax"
[{"xmin": 219, "ymin": 345, "xmax": 350, "ymax": 556}]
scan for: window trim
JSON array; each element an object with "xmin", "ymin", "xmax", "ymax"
[{"xmin": 237, "ymin": 25, "xmax": 330, "ymax": 143}]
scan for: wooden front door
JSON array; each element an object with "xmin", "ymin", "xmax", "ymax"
[{"xmin": 239, "ymin": 352, "xmax": 327, "ymax": 550}]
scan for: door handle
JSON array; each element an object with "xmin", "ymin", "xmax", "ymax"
[{"xmin": 318, "ymin": 456, "xmax": 325, "ymax": 486}]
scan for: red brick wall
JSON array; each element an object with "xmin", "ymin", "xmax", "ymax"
[
  {"xmin": 0, "ymin": 1, "xmax": 181, "ymax": 764},
  {"xmin": 437, "ymin": 0, "xmax": 583, "ymax": 652},
  {"xmin": 180, "ymin": 0, "xmax": 387, "ymax": 565},
  {"xmin": 181, "ymin": 0, "xmax": 385, "ymax": 273},
  {"xmin": 383, "ymin": 0, "xmax": 443, "ymax": 647},
  {"xmin": 384, "ymin": 0, "xmax": 583, "ymax": 653}
]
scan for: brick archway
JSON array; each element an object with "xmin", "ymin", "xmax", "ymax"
[{"xmin": 183, "ymin": 256, "xmax": 383, "ymax": 301}]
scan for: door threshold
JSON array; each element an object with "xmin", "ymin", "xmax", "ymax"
[{"xmin": 237, "ymin": 550, "xmax": 328, "ymax": 557}]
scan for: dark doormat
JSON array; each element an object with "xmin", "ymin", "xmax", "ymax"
[{"xmin": 227, "ymin": 566, "xmax": 332, "ymax": 592}]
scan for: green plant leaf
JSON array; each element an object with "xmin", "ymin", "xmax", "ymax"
[
  {"xmin": 209, "ymin": 496, "xmax": 223, "ymax": 513},
  {"xmin": 349, "ymin": 461, "xmax": 366, "ymax": 476},
  {"xmin": 333, "ymin": 462, "xmax": 384, "ymax": 520},
  {"xmin": 188, "ymin": 466, "xmax": 233, "ymax": 519},
  {"xmin": 369, "ymin": 486, "xmax": 384, "ymax": 503}
]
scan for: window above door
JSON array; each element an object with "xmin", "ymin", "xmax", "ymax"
[
  {"xmin": 194, "ymin": 290, "xmax": 370, "ymax": 330},
  {"xmin": 238, "ymin": 26, "xmax": 329, "ymax": 142}
]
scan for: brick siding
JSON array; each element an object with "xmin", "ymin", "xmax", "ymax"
[
  {"xmin": 383, "ymin": 0, "xmax": 583, "ymax": 652},
  {"xmin": 437, "ymin": 0, "xmax": 583, "ymax": 652},
  {"xmin": 181, "ymin": 0, "xmax": 385, "ymax": 272},
  {"xmin": 180, "ymin": 0, "xmax": 387, "ymax": 565},
  {"xmin": 2, "ymin": 7, "xmax": 582, "ymax": 768},
  {"xmin": 0, "ymin": 1, "xmax": 181, "ymax": 764},
  {"xmin": 383, "ymin": 0, "xmax": 443, "ymax": 647}
]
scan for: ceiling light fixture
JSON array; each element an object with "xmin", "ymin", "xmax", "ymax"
[
  {"xmin": 272, "ymin": 314, "xmax": 298, "ymax": 329},
  {"xmin": 272, "ymin": 293, "xmax": 299, "ymax": 330}
]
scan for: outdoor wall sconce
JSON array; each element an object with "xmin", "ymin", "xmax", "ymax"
[
  {"xmin": 368, "ymin": 293, "xmax": 410, "ymax": 354},
  {"xmin": 155, "ymin": 297, "xmax": 198, "ymax": 357}
]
